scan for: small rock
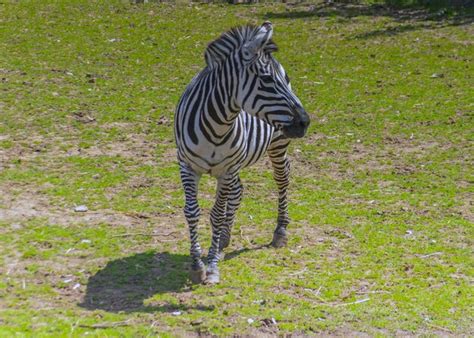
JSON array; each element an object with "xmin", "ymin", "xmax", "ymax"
[
  {"xmin": 171, "ymin": 311, "xmax": 181, "ymax": 316},
  {"xmin": 63, "ymin": 278, "xmax": 73, "ymax": 283},
  {"xmin": 74, "ymin": 205, "xmax": 88, "ymax": 212},
  {"xmin": 73, "ymin": 283, "xmax": 81, "ymax": 290}
]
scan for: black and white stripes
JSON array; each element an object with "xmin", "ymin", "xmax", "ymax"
[{"xmin": 174, "ymin": 22, "xmax": 309, "ymax": 284}]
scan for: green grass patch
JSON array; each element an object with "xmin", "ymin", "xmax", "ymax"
[{"xmin": 0, "ymin": 0, "xmax": 472, "ymax": 335}]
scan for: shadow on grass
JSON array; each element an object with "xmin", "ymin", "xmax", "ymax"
[
  {"xmin": 262, "ymin": 2, "xmax": 473, "ymax": 38},
  {"xmin": 80, "ymin": 245, "xmax": 268, "ymax": 313},
  {"xmin": 79, "ymin": 251, "xmax": 212, "ymax": 313}
]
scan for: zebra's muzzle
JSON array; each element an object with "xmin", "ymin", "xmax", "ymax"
[{"xmin": 282, "ymin": 108, "xmax": 310, "ymax": 139}]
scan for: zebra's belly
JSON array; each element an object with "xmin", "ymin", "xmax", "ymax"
[{"xmin": 183, "ymin": 142, "xmax": 247, "ymax": 177}]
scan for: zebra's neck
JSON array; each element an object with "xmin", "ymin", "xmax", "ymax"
[{"xmin": 200, "ymin": 65, "xmax": 241, "ymax": 140}]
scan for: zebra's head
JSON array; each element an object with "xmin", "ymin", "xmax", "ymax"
[{"xmin": 205, "ymin": 22, "xmax": 310, "ymax": 139}]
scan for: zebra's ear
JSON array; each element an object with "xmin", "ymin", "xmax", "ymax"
[{"xmin": 243, "ymin": 22, "xmax": 273, "ymax": 58}]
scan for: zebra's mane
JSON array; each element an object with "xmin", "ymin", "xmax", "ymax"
[{"xmin": 204, "ymin": 25, "xmax": 278, "ymax": 68}]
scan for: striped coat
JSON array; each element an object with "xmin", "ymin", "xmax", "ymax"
[{"xmin": 174, "ymin": 22, "xmax": 309, "ymax": 284}]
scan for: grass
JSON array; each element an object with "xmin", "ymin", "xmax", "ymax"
[{"xmin": 0, "ymin": 0, "xmax": 473, "ymax": 336}]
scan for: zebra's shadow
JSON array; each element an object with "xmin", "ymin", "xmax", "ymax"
[
  {"xmin": 79, "ymin": 251, "xmax": 212, "ymax": 313},
  {"xmin": 79, "ymin": 246, "xmax": 267, "ymax": 313}
]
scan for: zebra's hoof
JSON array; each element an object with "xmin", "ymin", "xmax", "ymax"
[
  {"xmin": 219, "ymin": 236, "xmax": 230, "ymax": 251},
  {"xmin": 271, "ymin": 233, "xmax": 288, "ymax": 248},
  {"xmin": 190, "ymin": 267, "xmax": 207, "ymax": 284},
  {"xmin": 205, "ymin": 268, "xmax": 220, "ymax": 285}
]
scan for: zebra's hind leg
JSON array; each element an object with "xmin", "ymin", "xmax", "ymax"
[
  {"xmin": 206, "ymin": 174, "xmax": 236, "ymax": 284},
  {"xmin": 268, "ymin": 136, "xmax": 291, "ymax": 248},
  {"xmin": 179, "ymin": 163, "xmax": 206, "ymax": 284},
  {"xmin": 219, "ymin": 176, "xmax": 243, "ymax": 252}
]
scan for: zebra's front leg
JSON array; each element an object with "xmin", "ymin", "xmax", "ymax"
[
  {"xmin": 268, "ymin": 138, "xmax": 291, "ymax": 248},
  {"xmin": 219, "ymin": 176, "xmax": 243, "ymax": 252},
  {"xmin": 179, "ymin": 164, "xmax": 206, "ymax": 284},
  {"xmin": 207, "ymin": 174, "xmax": 235, "ymax": 284}
]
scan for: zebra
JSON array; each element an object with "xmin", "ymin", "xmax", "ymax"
[{"xmin": 174, "ymin": 22, "xmax": 310, "ymax": 284}]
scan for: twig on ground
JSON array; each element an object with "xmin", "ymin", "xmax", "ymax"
[
  {"xmin": 239, "ymin": 226, "xmax": 252, "ymax": 246},
  {"xmin": 125, "ymin": 212, "xmax": 151, "ymax": 219},
  {"xmin": 326, "ymin": 297, "xmax": 370, "ymax": 307},
  {"xmin": 417, "ymin": 252, "xmax": 443, "ymax": 259},
  {"xmin": 356, "ymin": 290, "xmax": 391, "ymax": 295},
  {"xmin": 305, "ymin": 286, "xmax": 327, "ymax": 303},
  {"xmin": 314, "ymin": 286, "xmax": 322, "ymax": 297},
  {"xmin": 426, "ymin": 323, "xmax": 453, "ymax": 333},
  {"xmin": 79, "ymin": 320, "xmax": 131, "ymax": 329},
  {"xmin": 289, "ymin": 267, "xmax": 308, "ymax": 276},
  {"xmin": 112, "ymin": 231, "xmax": 179, "ymax": 239}
]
